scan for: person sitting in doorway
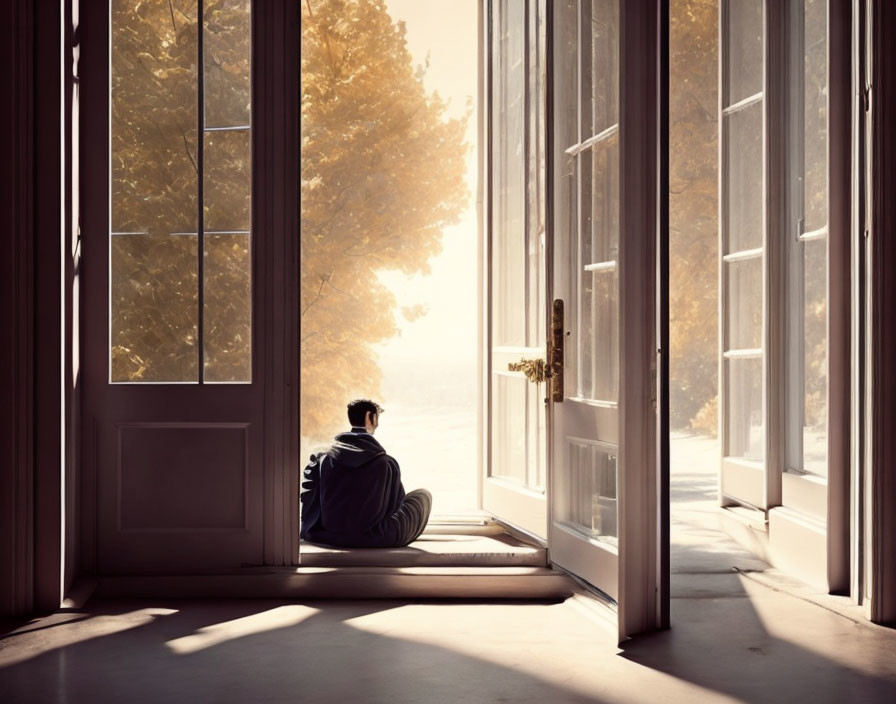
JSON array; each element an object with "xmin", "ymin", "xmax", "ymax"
[{"xmin": 300, "ymin": 399, "xmax": 432, "ymax": 548}]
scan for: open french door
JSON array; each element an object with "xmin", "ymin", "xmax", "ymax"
[
  {"xmin": 484, "ymin": 0, "xmax": 666, "ymax": 638},
  {"xmin": 548, "ymin": 0, "xmax": 665, "ymax": 641},
  {"xmin": 482, "ymin": 0, "xmax": 549, "ymax": 540}
]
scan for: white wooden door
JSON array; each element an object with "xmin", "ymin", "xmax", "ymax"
[
  {"xmin": 483, "ymin": 0, "xmax": 548, "ymax": 539},
  {"xmin": 549, "ymin": 0, "xmax": 663, "ymax": 641}
]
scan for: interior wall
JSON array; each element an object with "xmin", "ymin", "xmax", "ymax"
[{"xmin": 0, "ymin": 0, "xmax": 66, "ymax": 618}]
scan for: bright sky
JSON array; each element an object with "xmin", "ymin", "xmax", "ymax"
[{"xmin": 376, "ymin": 0, "xmax": 479, "ymax": 373}]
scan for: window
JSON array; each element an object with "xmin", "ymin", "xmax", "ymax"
[
  {"xmin": 719, "ymin": 0, "xmax": 766, "ymax": 506},
  {"xmin": 786, "ymin": 0, "xmax": 829, "ymax": 482}
]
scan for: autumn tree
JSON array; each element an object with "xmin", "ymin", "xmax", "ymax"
[
  {"xmin": 669, "ymin": 0, "xmax": 719, "ymax": 432},
  {"xmin": 300, "ymin": 0, "xmax": 469, "ymax": 445}
]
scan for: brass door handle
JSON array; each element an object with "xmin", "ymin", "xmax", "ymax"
[
  {"xmin": 508, "ymin": 358, "xmax": 547, "ymax": 384},
  {"xmin": 506, "ymin": 300, "xmax": 564, "ymax": 399}
]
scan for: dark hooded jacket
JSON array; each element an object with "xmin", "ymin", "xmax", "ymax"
[{"xmin": 300, "ymin": 429, "xmax": 405, "ymax": 546}]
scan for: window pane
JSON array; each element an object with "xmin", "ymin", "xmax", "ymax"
[
  {"xmin": 802, "ymin": 0, "xmax": 828, "ymax": 233},
  {"xmin": 492, "ymin": 0, "xmax": 526, "ymax": 346},
  {"xmin": 726, "ymin": 356, "xmax": 764, "ymax": 461},
  {"xmin": 726, "ymin": 256, "xmax": 762, "ymax": 351},
  {"xmin": 204, "ymin": 234, "xmax": 251, "ymax": 382},
  {"xmin": 803, "ymin": 236, "xmax": 827, "ymax": 475},
  {"xmin": 725, "ymin": 103, "xmax": 763, "ymax": 253},
  {"xmin": 203, "ymin": 0, "xmax": 251, "ymax": 128},
  {"xmin": 787, "ymin": 0, "xmax": 828, "ymax": 476},
  {"xmin": 724, "ymin": 0, "xmax": 763, "ymax": 106},
  {"xmin": 111, "ymin": 234, "xmax": 198, "ymax": 382},
  {"xmin": 564, "ymin": 440, "xmax": 617, "ymax": 542},
  {"xmin": 588, "ymin": 0, "xmax": 619, "ymax": 136},
  {"xmin": 111, "ymin": 1, "xmax": 199, "ymax": 382}
]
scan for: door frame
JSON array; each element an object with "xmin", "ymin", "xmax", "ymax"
[
  {"xmin": 613, "ymin": 0, "xmax": 666, "ymax": 638},
  {"xmin": 866, "ymin": 0, "xmax": 896, "ymax": 625}
]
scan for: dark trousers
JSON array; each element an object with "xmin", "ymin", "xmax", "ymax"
[{"xmin": 305, "ymin": 488, "xmax": 432, "ymax": 549}]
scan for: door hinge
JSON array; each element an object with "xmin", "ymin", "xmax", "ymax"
[{"xmin": 549, "ymin": 299, "xmax": 564, "ymax": 402}]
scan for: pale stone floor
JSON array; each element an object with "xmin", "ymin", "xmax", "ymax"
[{"xmin": 2, "ymin": 435, "xmax": 896, "ymax": 703}]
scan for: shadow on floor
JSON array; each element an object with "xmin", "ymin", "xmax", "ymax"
[
  {"xmin": 0, "ymin": 599, "xmax": 605, "ymax": 704},
  {"xmin": 620, "ymin": 570, "xmax": 896, "ymax": 704}
]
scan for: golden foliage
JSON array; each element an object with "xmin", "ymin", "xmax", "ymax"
[
  {"xmin": 300, "ymin": 0, "xmax": 469, "ymax": 443},
  {"xmin": 670, "ymin": 0, "xmax": 719, "ymax": 431}
]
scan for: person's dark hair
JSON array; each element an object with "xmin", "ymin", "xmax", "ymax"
[{"xmin": 347, "ymin": 399, "xmax": 383, "ymax": 427}]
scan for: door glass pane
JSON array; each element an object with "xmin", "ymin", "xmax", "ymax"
[
  {"xmin": 203, "ymin": 0, "xmax": 251, "ymax": 128},
  {"xmin": 527, "ymin": 0, "xmax": 548, "ymax": 347},
  {"xmin": 202, "ymin": 0, "xmax": 252, "ymax": 382},
  {"xmin": 589, "ymin": 0, "xmax": 619, "ymax": 136},
  {"xmin": 564, "ymin": 440, "xmax": 617, "ymax": 543},
  {"xmin": 577, "ymin": 0, "xmax": 619, "ymax": 404},
  {"xmin": 204, "ymin": 234, "xmax": 251, "ymax": 382},
  {"xmin": 111, "ymin": 234, "xmax": 199, "ymax": 382},
  {"xmin": 726, "ymin": 356, "xmax": 764, "ymax": 461},
  {"xmin": 726, "ymin": 255, "xmax": 762, "ymax": 351},
  {"xmin": 492, "ymin": 375, "xmax": 527, "ymax": 483},
  {"xmin": 111, "ymin": 0, "xmax": 199, "ymax": 382},
  {"xmin": 111, "ymin": 0, "xmax": 252, "ymax": 383},
  {"xmin": 724, "ymin": 103, "xmax": 763, "ymax": 253},
  {"xmin": 589, "ymin": 133, "xmax": 620, "ymax": 265},
  {"xmin": 492, "ymin": 0, "xmax": 526, "ymax": 347},
  {"xmin": 724, "ymin": 0, "xmax": 763, "ymax": 105},
  {"xmin": 580, "ymin": 270, "xmax": 618, "ymax": 401},
  {"xmin": 203, "ymin": 129, "xmax": 251, "ymax": 232}
]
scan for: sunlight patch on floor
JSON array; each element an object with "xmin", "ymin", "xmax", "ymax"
[
  {"xmin": 0, "ymin": 608, "xmax": 178, "ymax": 667},
  {"xmin": 165, "ymin": 605, "xmax": 320, "ymax": 655}
]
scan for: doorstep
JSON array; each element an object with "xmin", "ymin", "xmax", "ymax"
[
  {"xmin": 299, "ymin": 527, "xmax": 546, "ymax": 568},
  {"xmin": 81, "ymin": 526, "xmax": 571, "ymax": 602}
]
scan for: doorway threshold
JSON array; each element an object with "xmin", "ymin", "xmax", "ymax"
[
  {"xmin": 300, "ymin": 523, "xmax": 544, "ymax": 568},
  {"xmin": 82, "ymin": 525, "xmax": 574, "ymax": 602}
]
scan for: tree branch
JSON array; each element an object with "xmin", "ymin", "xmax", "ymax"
[{"xmin": 167, "ymin": 0, "xmax": 178, "ymax": 35}]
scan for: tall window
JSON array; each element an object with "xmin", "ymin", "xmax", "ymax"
[
  {"xmin": 110, "ymin": 0, "xmax": 252, "ymax": 383},
  {"xmin": 720, "ymin": 0, "xmax": 765, "ymax": 489},
  {"xmin": 718, "ymin": 0, "xmax": 831, "ymax": 513}
]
